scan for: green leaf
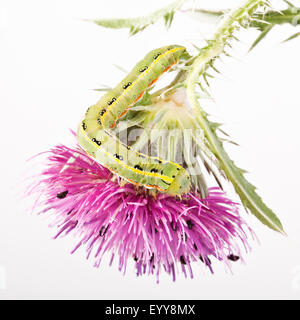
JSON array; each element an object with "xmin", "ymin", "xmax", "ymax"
[
  {"xmin": 282, "ymin": 31, "xmax": 300, "ymax": 42},
  {"xmin": 93, "ymin": 85, "xmax": 111, "ymax": 92},
  {"xmin": 93, "ymin": 88, "xmax": 111, "ymax": 92},
  {"xmin": 92, "ymin": 0, "xmax": 186, "ymax": 35},
  {"xmin": 188, "ymin": 94, "xmax": 285, "ymax": 234},
  {"xmin": 183, "ymin": 8, "xmax": 225, "ymax": 24},
  {"xmin": 180, "ymin": 0, "xmax": 285, "ymax": 233},
  {"xmin": 249, "ymin": 24, "xmax": 273, "ymax": 51},
  {"xmin": 113, "ymin": 64, "xmax": 128, "ymax": 74},
  {"xmin": 283, "ymin": 0, "xmax": 295, "ymax": 8}
]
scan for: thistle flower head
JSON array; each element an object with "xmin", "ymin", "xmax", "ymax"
[{"xmin": 28, "ymin": 141, "xmax": 253, "ymax": 282}]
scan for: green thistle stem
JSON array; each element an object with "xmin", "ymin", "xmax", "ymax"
[{"xmin": 186, "ymin": 0, "xmax": 285, "ymax": 234}]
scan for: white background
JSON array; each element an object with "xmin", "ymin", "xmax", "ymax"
[{"xmin": 0, "ymin": 0, "xmax": 300, "ymax": 300}]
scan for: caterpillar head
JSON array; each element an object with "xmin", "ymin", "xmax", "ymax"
[
  {"xmin": 167, "ymin": 168, "xmax": 191, "ymax": 196},
  {"xmin": 170, "ymin": 45, "xmax": 189, "ymax": 61}
]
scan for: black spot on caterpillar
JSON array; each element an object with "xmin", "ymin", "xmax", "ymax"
[
  {"xmin": 92, "ymin": 138, "xmax": 101, "ymax": 146},
  {"xmin": 107, "ymin": 98, "xmax": 116, "ymax": 106},
  {"xmin": 123, "ymin": 82, "xmax": 132, "ymax": 89},
  {"xmin": 114, "ymin": 154, "xmax": 123, "ymax": 161},
  {"xmin": 154, "ymin": 52, "xmax": 161, "ymax": 60},
  {"xmin": 139, "ymin": 66, "xmax": 148, "ymax": 73}
]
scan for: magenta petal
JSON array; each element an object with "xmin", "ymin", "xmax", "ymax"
[{"xmin": 28, "ymin": 143, "xmax": 254, "ymax": 282}]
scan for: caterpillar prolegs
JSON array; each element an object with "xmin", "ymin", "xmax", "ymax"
[{"xmin": 77, "ymin": 45, "xmax": 191, "ymax": 195}]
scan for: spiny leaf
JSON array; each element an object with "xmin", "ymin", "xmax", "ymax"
[
  {"xmin": 249, "ymin": 24, "xmax": 273, "ymax": 51},
  {"xmin": 282, "ymin": 31, "xmax": 300, "ymax": 42},
  {"xmin": 196, "ymin": 82, "xmax": 212, "ymax": 99},
  {"xmin": 113, "ymin": 64, "xmax": 128, "ymax": 74},
  {"xmin": 93, "ymin": 85, "xmax": 111, "ymax": 92},
  {"xmin": 190, "ymin": 99, "xmax": 285, "ymax": 234},
  {"xmin": 183, "ymin": 8, "xmax": 226, "ymax": 24},
  {"xmin": 283, "ymin": 0, "xmax": 296, "ymax": 8},
  {"xmin": 93, "ymin": 88, "xmax": 111, "ymax": 92},
  {"xmin": 185, "ymin": 0, "xmax": 284, "ymax": 233},
  {"xmin": 221, "ymin": 138, "xmax": 240, "ymax": 146},
  {"xmin": 202, "ymin": 73, "xmax": 211, "ymax": 87},
  {"xmin": 209, "ymin": 62, "xmax": 221, "ymax": 74},
  {"xmin": 92, "ymin": 0, "xmax": 186, "ymax": 36}
]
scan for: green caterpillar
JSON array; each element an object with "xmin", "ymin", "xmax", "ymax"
[{"xmin": 77, "ymin": 45, "xmax": 191, "ymax": 195}]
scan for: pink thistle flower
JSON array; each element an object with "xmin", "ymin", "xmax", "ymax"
[{"xmin": 28, "ymin": 142, "xmax": 254, "ymax": 282}]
